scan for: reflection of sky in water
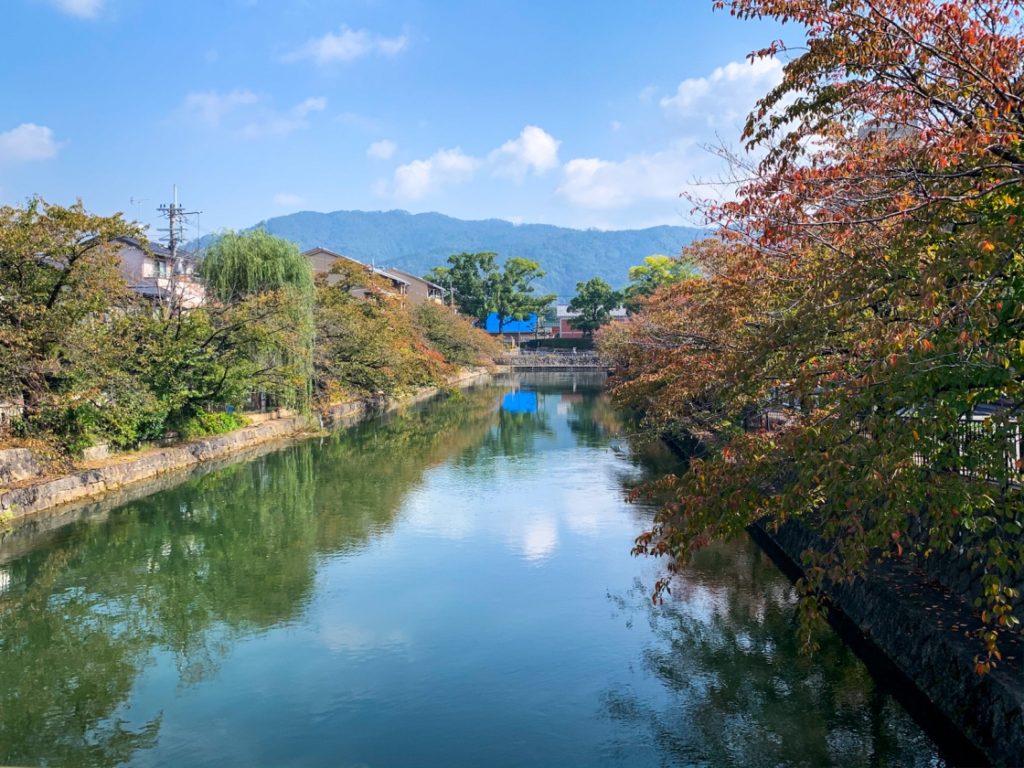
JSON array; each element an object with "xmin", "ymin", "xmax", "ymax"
[{"xmin": 0, "ymin": 377, "xmax": 948, "ymax": 768}]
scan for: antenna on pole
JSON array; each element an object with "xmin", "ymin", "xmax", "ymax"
[{"xmin": 129, "ymin": 196, "xmax": 146, "ymax": 222}]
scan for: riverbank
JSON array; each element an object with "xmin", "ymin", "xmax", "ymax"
[
  {"xmin": 0, "ymin": 367, "xmax": 491, "ymax": 532},
  {"xmin": 749, "ymin": 518, "xmax": 1022, "ymax": 767}
]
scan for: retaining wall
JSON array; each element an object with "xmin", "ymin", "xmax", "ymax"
[
  {"xmin": 0, "ymin": 368, "xmax": 491, "ymax": 530},
  {"xmin": 750, "ymin": 518, "xmax": 1024, "ymax": 767}
]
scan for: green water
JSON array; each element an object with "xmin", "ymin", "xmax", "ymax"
[{"xmin": 0, "ymin": 374, "xmax": 945, "ymax": 767}]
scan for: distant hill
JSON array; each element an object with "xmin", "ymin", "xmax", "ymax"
[{"xmin": 205, "ymin": 209, "xmax": 703, "ymax": 299}]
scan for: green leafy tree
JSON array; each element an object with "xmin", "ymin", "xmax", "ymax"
[
  {"xmin": 490, "ymin": 257, "xmax": 555, "ymax": 334},
  {"xmin": 425, "ymin": 252, "xmax": 498, "ymax": 324},
  {"xmin": 426, "ymin": 253, "xmax": 554, "ymax": 333},
  {"xmin": 200, "ymin": 230, "xmax": 316, "ymax": 410},
  {"xmin": 0, "ymin": 198, "xmax": 138, "ymax": 418},
  {"xmin": 568, "ymin": 277, "xmax": 621, "ymax": 337},
  {"xmin": 623, "ymin": 254, "xmax": 697, "ymax": 311}
]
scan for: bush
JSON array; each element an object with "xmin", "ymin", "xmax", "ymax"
[
  {"xmin": 413, "ymin": 303, "xmax": 503, "ymax": 366},
  {"xmin": 175, "ymin": 411, "xmax": 248, "ymax": 440}
]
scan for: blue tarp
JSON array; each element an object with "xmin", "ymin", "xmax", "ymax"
[{"xmin": 484, "ymin": 312, "xmax": 537, "ymax": 334}]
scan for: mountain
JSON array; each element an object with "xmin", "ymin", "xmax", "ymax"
[{"xmin": 217, "ymin": 209, "xmax": 703, "ymax": 299}]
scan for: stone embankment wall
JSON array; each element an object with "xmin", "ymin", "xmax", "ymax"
[
  {"xmin": 0, "ymin": 414, "xmax": 310, "ymax": 527},
  {"xmin": 750, "ymin": 518, "xmax": 1023, "ymax": 767},
  {"xmin": 0, "ymin": 368, "xmax": 491, "ymax": 529}
]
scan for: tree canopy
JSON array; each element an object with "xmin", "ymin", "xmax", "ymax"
[
  {"xmin": 623, "ymin": 254, "xmax": 697, "ymax": 310},
  {"xmin": 568, "ymin": 277, "xmax": 621, "ymax": 337},
  {"xmin": 603, "ymin": 0, "xmax": 1024, "ymax": 670},
  {"xmin": 426, "ymin": 252, "xmax": 554, "ymax": 331}
]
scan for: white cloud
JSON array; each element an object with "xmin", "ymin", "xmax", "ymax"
[
  {"xmin": 49, "ymin": 0, "xmax": 104, "ymax": 18},
  {"xmin": 367, "ymin": 139, "xmax": 397, "ymax": 160},
  {"xmin": 272, "ymin": 193, "xmax": 304, "ymax": 207},
  {"xmin": 0, "ymin": 123, "xmax": 62, "ymax": 164},
  {"xmin": 392, "ymin": 147, "xmax": 479, "ymax": 200},
  {"xmin": 181, "ymin": 91, "xmax": 325, "ymax": 138},
  {"xmin": 284, "ymin": 26, "xmax": 407, "ymax": 65},
  {"xmin": 182, "ymin": 89, "xmax": 259, "ymax": 127},
  {"xmin": 558, "ymin": 138, "xmax": 707, "ymax": 210},
  {"xmin": 660, "ymin": 57, "xmax": 784, "ymax": 127},
  {"xmin": 489, "ymin": 125, "xmax": 561, "ymax": 180},
  {"xmin": 241, "ymin": 96, "xmax": 327, "ymax": 138}
]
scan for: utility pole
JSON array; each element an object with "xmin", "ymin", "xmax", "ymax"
[{"xmin": 156, "ymin": 186, "xmax": 201, "ymax": 312}]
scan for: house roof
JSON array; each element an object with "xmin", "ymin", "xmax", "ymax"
[
  {"xmin": 386, "ymin": 267, "xmax": 444, "ymax": 291},
  {"xmin": 113, "ymin": 235, "xmax": 175, "ymax": 259},
  {"xmin": 302, "ymin": 247, "xmax": 409, "ymax": 286}
]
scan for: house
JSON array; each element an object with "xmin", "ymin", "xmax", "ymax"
[
  {"xmin": 385, "ymin": 268, "xmax": 446, "ymax": 305},
  {"xmin": 302, "ymin": 247, "xmax": 409, "ymax": 299},
  {"xmin": 112, "ymin": 236, "xmax": 205, "ymax": 309},
  {"xmin": 555, "ymin": 303, "xmax": 627, "ymax": 339}
]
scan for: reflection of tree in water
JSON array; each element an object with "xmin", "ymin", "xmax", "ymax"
[
  {"xmin": 603, "ymin": 539, "xmax": 942, "ymax": 768},
  {"xmin": 566, "ymin": 391, "xmax": 622, "ymax": 447},
  {"xmin": 456, "ymin": 390, "xmax": 553, "ymax": 464},
  {"xmin": 0, "ymin": 388, "xmax": 499, "ymax": 768}
]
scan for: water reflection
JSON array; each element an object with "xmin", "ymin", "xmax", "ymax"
[
  {"xmin": 0, "ymin": 389, "xmax": 499, "ymax": 768},
  {"xmin": 603, "ymin": 541, "xmax": 944, "ymax": 768},
  {"xmin": 0, "ymin": 376, "xmax": 945, "ymax": 768}
]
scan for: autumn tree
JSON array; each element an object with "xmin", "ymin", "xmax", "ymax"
[
  {"xmin": 568, "ymin": 277, "xmax": 622, "ymax": 337},
  {"xmin": 611, "ymin": 0, "xmax": 1024, "ymax": 669}
]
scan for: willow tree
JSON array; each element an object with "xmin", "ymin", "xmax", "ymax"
[{"xmin": 200, "ymin": 230, "xmax": 315, "ymax": 410}]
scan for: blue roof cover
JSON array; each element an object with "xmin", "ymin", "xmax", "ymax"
[{"xmin": 484, "ymin": 312, "xmax": 537, "ymax": 334}]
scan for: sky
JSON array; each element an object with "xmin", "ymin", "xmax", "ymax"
[{"xmin": 1, "ymin": 0, "xmax": 788, "ymax": 237}]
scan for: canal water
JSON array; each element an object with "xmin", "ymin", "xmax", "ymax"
[{"xmin": 0, "ymin": 374, "xmax": 945, "ymax": 767}]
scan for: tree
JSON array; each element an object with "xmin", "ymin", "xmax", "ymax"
[
  {"xmin": 568, "ymin": 277, "xmax": 622, "ymax": 337},
  {"xmin": 489, "ymin": 257, "xmax": 555, "ymax": 334},
  {"xmin": 200, "ymin": 230, "xmax": 316, "ymax": 410},
  {"xmin": 425, "ymin": 252, "xmax": 498, "ymax": 324},
  {"xmin": 609, "ymin": 0, "xmax": 1024, "ymax": 669},
  {"xmin": 426, "ymin": 252, "xmax": 554, "ymax": 333},
  {"xmin": 623, "ymin": 254, "xmax": 697, "ymax": 311},
  {"xmin": 0, "ymin": 198, "xmax": 138, "ymax": 417},
  {"xmin": 200, "ymin": 229, "xmax": 314, "ymax": 302}
]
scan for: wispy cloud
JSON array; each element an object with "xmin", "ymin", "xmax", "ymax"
[
  {"xmin": 283, "ymin": 25, "xmax": 408, "ymax": 66},
  {"xmin": 48, "ymin": 0, "xmax": 104, "ymax": 18},
  {"xmin": 367, "ymin": 139, "xmax": 397, "ymax": 160},
  {"xmin": 660, "ymin": 57, "xmax": 783, "ymax": 127},
  {"xmin": 0, "ymin": 123, "xmax": 63, "ymax": 165},
  {"xmin": 180, "ymin": 91, "xmax": 326, "ymax": 138},
  {"xmin": 182, "ymin": 89, "xmax": 259, "ymax": 127},
  {"xmin": 242, "ymin": 96, "xmax": 327, "ymax": 138},
  {"xmin": 272, "ymin": 192, "xmax": 304, "ymax": 207}
]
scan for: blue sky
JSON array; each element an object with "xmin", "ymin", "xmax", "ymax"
[{"xmin": 1, "ymin": 0, "xmax": 787, "ymax": 236}]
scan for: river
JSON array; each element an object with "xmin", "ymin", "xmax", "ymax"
[{"xmin": 0, "ymin": 373, "xmax": 946, "ymax": 767}]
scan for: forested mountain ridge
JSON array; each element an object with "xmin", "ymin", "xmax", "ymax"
[{"xmin": 212, "ymin": 209, "xmax": 703, "ymax": 298}]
